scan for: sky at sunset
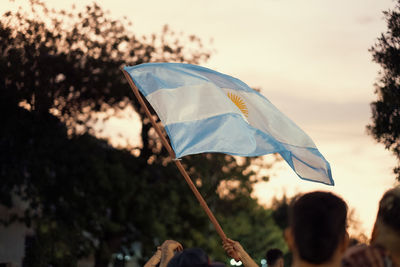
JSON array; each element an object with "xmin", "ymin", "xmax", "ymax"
[{"xmin": 3, "ymin": 0, "xmax": 400, "ymax": 236}]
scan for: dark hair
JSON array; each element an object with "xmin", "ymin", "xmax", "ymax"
[
  {"xmin": 167, "ymin": 248, "xmax": 224, "ymax": 267},
  {"xmin": 266, "ymin": 248, "xmax": 283, "ymax": 266},
  {"xmin": 377, "ymin": 186, "xmax": 400, "ymax": 232},
  {"xmin": 167, "ymin": 248, "xmax": 209, "ymax": 267},
  {"xmin": 289, "ymin": 191, "xmax": 347, "ymax": 264}
]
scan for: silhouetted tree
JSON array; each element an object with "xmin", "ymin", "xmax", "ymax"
[
  {"xmin": 0, "ymin": 1, "xmax": 213, "ymax": 266},
  {"xmin": 0, "ymin": 1, "xmax": 284, "ymax": 267},
  {"xmin": 368, "ymin": 0, "xmax": 400, "ymax": 181}
]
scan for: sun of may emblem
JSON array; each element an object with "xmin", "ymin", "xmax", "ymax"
[{"xmin": 227, "ymin": 92, "xmax": 249, "ymax": 118}]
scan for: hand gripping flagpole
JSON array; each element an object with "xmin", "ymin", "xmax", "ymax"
[{"xmin": 122, "ymin": 69, "xmax": 239, "ymax": 260}]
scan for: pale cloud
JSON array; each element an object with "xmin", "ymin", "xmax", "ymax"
[{"xmin": 356, "ymin": 16, "xmax": 375, "ymax": 25}]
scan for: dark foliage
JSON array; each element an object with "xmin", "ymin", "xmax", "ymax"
[
  {"xmin": 0, "ymin": 1, "xmax": 286, "ymax": 266},
  {"xmin": 368, "ymin": 0, "xmax": 400, "ymax": 181}
]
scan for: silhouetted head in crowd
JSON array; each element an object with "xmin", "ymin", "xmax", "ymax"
[
  {"xmin": 285, "ymin": 191, "xmax": 349, "ymax": 266},
  {"xmin": 266, "ymin": 248, "xmax": 284, "ymax": 267},
  {"xmin": 342, "ymin": 186, "xmax": 400, "ymax": 267},
  {"xmin": 371, "ymin": 186, "xmax": 400, "ymax": 261},
  {"xmin": 167, "ymin": 248, "xmax": 225, "ymax": 267}
]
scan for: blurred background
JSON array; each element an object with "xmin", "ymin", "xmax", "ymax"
[{"xmin": 1, "ymin": 0, "xmax": 399, "ymax": 266}]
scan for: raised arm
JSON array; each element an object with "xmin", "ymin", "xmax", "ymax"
[
  {"xmin": 159, "ymin": 240, "xmax": 183, "ymax": 267},
  {"xmin": 144, "ymin": 246, "xmax": 162, "ymax": 267},
  {"xmin": 223, "ymin": 238, "xmax": 259, "ymax": 267}
]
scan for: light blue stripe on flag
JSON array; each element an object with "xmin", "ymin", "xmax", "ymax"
[{"xmin": 124, "ymin": 63, "xmax": 334, "ymax": 185}]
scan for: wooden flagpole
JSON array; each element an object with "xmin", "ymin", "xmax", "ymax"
[{"xmin": 122, "ymin": 69, "xmax": 237, "ymax": 257}]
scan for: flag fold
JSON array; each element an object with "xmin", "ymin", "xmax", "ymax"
[{"xmin": 124, "ymin": 63, "xmax": 333, "ymax": 185}]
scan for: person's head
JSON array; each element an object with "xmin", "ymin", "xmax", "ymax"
[
  {"xmin": 167, "ymin": 248, "xmax": 225, "ymax": 267},
  {"xmin": 265, "ymin": 248, "xmax": 284, "ymax": 267},
  {"xmin": 285, "ymin": 191, "xmax": 349, "ymax": 265},
  {"xmin": 371, "ymin": 186, "xmax": 400, "ymax": 257}
]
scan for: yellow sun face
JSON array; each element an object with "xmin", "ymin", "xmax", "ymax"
[{"xmin": 227, "ymin": 92, "xmax": 249, "ymax": 118}]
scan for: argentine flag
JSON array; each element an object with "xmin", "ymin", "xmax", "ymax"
[{"xmin": 124, "ymin": 63, "xmax": 333, "ymax": 185}]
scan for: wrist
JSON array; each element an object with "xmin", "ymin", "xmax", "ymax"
[
  {"xmin": 151, "ymin": 248, "xmax": 162, "ymax": 261},
  {"xmin": 235, "ymin": 246, "xmax": 247, "ymax": 259}
]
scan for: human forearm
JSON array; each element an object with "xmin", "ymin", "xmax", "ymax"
[
  {"xmin": 159, "ymin": 240, "xmax": 183, "ymax": 267},
  {"xmin": 144, "ymin": 249, "xmax": 162, "ymax": 267},
  {"xmin": 159, "ymin": 247, "xmax": 175, "ymax": 267},
  {"xmin": 223, "ymin": 238, "xmax": 259, "ymax": 267},
  {"xmin": 236, "ymin": 248, "xmax": 259, "ymax": 267}
]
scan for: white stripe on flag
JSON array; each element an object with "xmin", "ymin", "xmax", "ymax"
[
  {"xmin": 146, "ymin": 83, "xmax": 317, "ymax": 149},
  {"xmin": 146, "ymin": 83, "xmax": 243, "ymax": 124}
]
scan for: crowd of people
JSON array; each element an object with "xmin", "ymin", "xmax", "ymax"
[{"xmin": 144, "ymin": 186, "xmax": 400, "ymax": 267}]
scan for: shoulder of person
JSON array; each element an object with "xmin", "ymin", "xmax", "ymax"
[{"xmin": 342, "ymin": 244, "xmax": 397, "ymax": 267}]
